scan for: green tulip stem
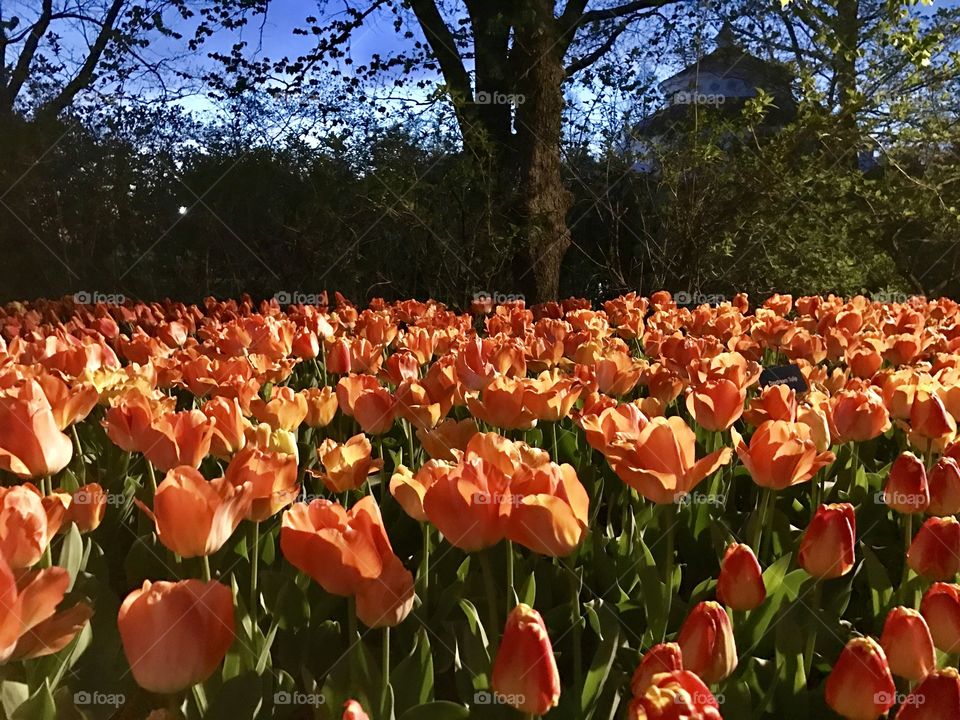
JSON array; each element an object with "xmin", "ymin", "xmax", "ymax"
[
  {"xmin": 146, "ymin": 461, "xmax": 158, "ymax": 495},
  {"xmin": 479, "ymin": 550, "xmax": 500, "ymax": 654},
  {"xmin": 382, "ymin": 626, "xmax": 391, "ymax": 709},
  {"xmin": 662, "ymin": 501, "xmax": 680, "ymax": 641},
  {"xmin": 201, "ymin": 555, "xmax": 211, "ymax": 582},
  {"xmin": 250, "ymin": 521, "xmax": 260, "ymax": 618},
  {"xmin": 506, "ymin": 540, "xmax": 516, "ymax": 609},
  {"xmin": 803, "ymin": 580, "xmax": 822, "ymax": 681},
  {"xmin": 564, "ymin": 554, "xmax": 583, "ymax": 689},
  {"xmin": 420, "ymin": 525, "xmax": 432, "ymax": 612}
]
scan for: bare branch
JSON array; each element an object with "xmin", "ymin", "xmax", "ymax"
[
  {"xmin": 4, "ymin": 0, "xmax": 54, "ymax": 110},
  {"xmin": 577, "ymin": 0, "xmax": 673, "ymax": 27}
]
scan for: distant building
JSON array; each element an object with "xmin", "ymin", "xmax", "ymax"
[{"xmin": 630, "ymin": 25, "xmax": 796, "ymax": 173}]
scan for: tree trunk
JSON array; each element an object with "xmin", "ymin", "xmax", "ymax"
[{"xmin": 511, "ymin": 0, "xmax": 573, "ymax": 304}]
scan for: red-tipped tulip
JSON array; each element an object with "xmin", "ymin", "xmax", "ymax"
[
  {"xmin": 896, "ymin": 667, "xmax": 960, "ymax": 719},
  {"xmin": 920, "ymin": 582, "xmax": 960, "ymax": 653},
  {"xmin": 630, "ymin": 642, "xmax": 683, "ymax": 696},
  {"xmin": 677, "ymin": 601, "xmax": 738, "ymax": 683},
  {"xmin": 879, "ymin": 607, "xmax": 936, "ymax": 681},
  {"xmin": 491, "ymin": 604, "xmax": 561, "ymax": 716},
  {"xmin": 717, "ymin": 543, "xmax": 766, "ymax": 611},
  {"xmin": 825, "ymin": 636, "xmax": 896, "ymax": 720},
  {"xmin": 884, "ymin": 452, "xmax": 929, "ymax": 514},
  {"xmin": 908, "ymin": 516, "xmax": 960, "ymax": 581},
  {"xmin": 798, "ymin": 503, "xmax": 856, "ymax": 579}
]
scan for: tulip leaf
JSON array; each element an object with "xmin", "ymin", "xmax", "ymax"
[
  {"xmin": 393, "ymin": 628, "xmax": 434, "ymax": 713},
  {"xmin": 519, "ymin": 571, "xmax": 536, "ymax": 606},
  {"xmin": 861, "ymin": 545, "xmax": 892, "ymax": 620},
  {"xmin": 580, "ymin": 602, "xmax": 620, "ymax": 719},
  {"xmin": 11, "ymin": 680, "xmax": 54, "ymax": 720},
  {"xmin": 0, "ymin": 681, "xmax": 29, "ymax": 718},
  {"xmin": 57, "ymin": 524, "xmax": 83, "ymax": 592},
  {"xmin": 397, "ymin": 701, "xmax": 468, "ymax": 720},
  {"xmin": 204, "ymin": 671, "xmax": 264, "ymax": 720}
]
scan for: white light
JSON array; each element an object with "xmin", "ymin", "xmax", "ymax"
[{"xmin": 178, "ymin": 206, "xmax": 188, "ymax": 215}]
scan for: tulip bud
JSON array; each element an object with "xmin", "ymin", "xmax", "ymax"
[
  {"xmin": 491, "ymin": 604, "xmax": 561, "ymax": 715},
  {"xmin": 626, "ymin": 670, "xmax": 722, "ymax": 720},
  {"xmin": 677, "ymin": 601, "xmax": 738, "ymax": 683},
  {"xmin": 118, "ymin": 579, "xmax": 235, "ymax": 694},
  {"xmin": 825, "ymin": 636, "xmax": 896, "ymax": 720},
  {"xmin": 928, "ymin": 457, "xmax": 960, "ymax": 516},
  {"xmin": 879, "ymin": 607, "xmax": 936, "ymax": 681},
  {"xmin": 342, "ymin": 700, "xmax": 370, "ymax": 720},
  {"xmin": 64, "ymin": 483, "xmax": 107, "ymax": 533},
  {"xmin": 717, "ymin": 543, "xmax": 766, "ymax": 611},
  {"xmin": 0, "ymin": 486, "xmax": 48, "ymax": 568},
  {"xmin": 895, "ymin": 667, "xmax": 960, "ymax": 719},
  {"xmin": 630, "ymin": 642, "xmax": 683, "ymax": 696},
  {"xmin": 908, "ymin": 516, "xmax": 960, "ymax": 581},
  {"xmin": 798, "ymin": 503, "xmax": 856, "ymax": 579},
  {"xmin": 920, "ymin": 582, "xmax": 960, "ymax": 653},
  {"xmin": 884, "ymin": 452, "xmax": 929, "ymax": 514}
]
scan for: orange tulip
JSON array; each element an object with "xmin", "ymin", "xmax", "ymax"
[
  {"xmin": 466, "ymin": 375, "xmax": 536, "ymax": 430},
  {"xmin": 610, "ymin": 416, "xmax": 732, "ymax": 504},
  {"xmin": 928, "ymin": 457, "xmax": 960, "ymax": 515},
  {"xmin": 389, "ymin": 460, "xmax": 451, "ymax": 522},
  {"xmin": 0, "ymin": 556, "xmax": 91, "ymax": 662},
  {"xmin": 35, "ymin": 373, "xmax": 98, "ymax": 430},
  {"xmin": 677, "ymin": 601, "xmax": 738, "ymax": 683},
  {"xmin": 0, "ymin": 379, "xmax": 73, "ymax": 478},
  {"xmin": 798, "ymin": 503, "xmax": 856, "ymax": 579},
  {"xmin": 118, "ymin": 579, "xmax": 234, "ymax": 693},
  {"xmin": 422, "ymin": 456, "xmax": 509, "ymax": 551},
  {"xmin": 732, "ymin": 420, "xmax": 835, "ymax": 490},
  {"xmin": 830, "ymin": 388, "xmax": 891, "ymax": 443},
  {"xmin": 685, "ymin": 378, "xmax": 746, "ymax": 432},
  {"xmin": 102, "ymin": 389, "xmax": 167, "ymax": 452},
  {"xmin": 580, "ymin": 402, "xmax": 647, "ymax": 460},
  {"xmin": 64, "ymin": 483, "xmax": 107, "ymax": 533},
  {"xmin": 224, "ymin": 446, "xmax": 299, "ymax": 521},
  {"xmin": 909, "ymin": 389, "xmax": 957, "ymax": 454},
  {"xmin": 504, "ymin": 462, "xmax": 589, "ymax": 557},
  {"xmin": 394, "ymin": 380, "xmax": 443, "ymax": 430},
  {"xmin": 895, "ymin": 668, "xmax": 960, "ymax": 719},
  {"xmin": 416, "ymin": 417, "xmax": 478, "ymax": 461},
  {"xmin": 717, "ymin": 543, "xmax": 766, "ymax": 611},
  {"xmin": 354, "ymin": 551, "xmax": 415, "ymax": 628},
  {"xmin": 0, "ymin": 486, "xmax": 48, "ymax": 568},
  {"xmin": 825, "ymin": 637, "xmax": 896, "ymax": 720},
  {"xmin": 879, "ymin": 607, "xmax": 936, "ymax": 682},
  {"xmin": 626, "ymin": 670, "xmax": 722, "ymax": 720},
  {"xmin": 594, "ymin": 349, "xmax": 642, "ymax": 396},
  {"xmin": 314, "ymin": 434, "xmax": 381, "ymax": 493},
  {"xmin": 921, "ymin": 582, "xmax": 960, "ymax": 653},
  {"xmin": 303, "ymin": 386, "xmax": 339, "ymax": 428},
  {"xmin": 491, "ymin": 604, "xmax": 561, "ymax": 716},
  {"xmin": 743, "ymin": 384, "xmax": 797, "ymax": 426},
  {"xmin": 202, "ymin": 396, "xmax": 248, "ymax": 458},
  {"xmin": 908, "ymin": 517, "xmax": 960, "ymax": 581},
  {"xmin": 145, "ymin": 466, "xmax": 253, "ymax": 558},
  {"xmin": 141, "ymin": 410, "xmax": 215, "ymax": 472},
  {"xmin": 884, "ymin": 452, "xmax": 930, "ymax": 514},
  {"xmin": 335, "ymin": 373, "xmax": 381, "ymax": 416},
  {"xmin": 630, "ymin": 642, "xmax": 683, "ymax": 696},
  {"xmin": 522, "ymin": 370, "xmax": 582, "ymax": 423},
  {"xmin": 250, "ymin": 386, "xmax": 308, "ymax": 431},
  {"xmin": 353, "ymin": 386, "xmax": 397, "ymax": 434}
]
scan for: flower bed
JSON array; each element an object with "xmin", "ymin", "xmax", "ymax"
[{"xmin": 0, "ymin": 291, "xmax": 957, "ymax": 719}]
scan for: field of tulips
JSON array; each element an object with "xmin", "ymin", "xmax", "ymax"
[{"xmin": 3, "ymin": 291, "xmax": 960, "ymax": 719}]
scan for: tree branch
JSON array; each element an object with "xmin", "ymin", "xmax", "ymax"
[
  {"xmin": 577, "ymin": 0, "xmax": 672, "ymax": 27},
  {"xmin": 564, "ymin": 17, "xmax": 632, "ymax": 76},
  {"xmin": 408, "ymin": 0, "xmax": 473, "ymax": 101},
  {"xmin": 39, "ymin": 0, "xmax": 126, "ymax": 117},
  {"xmin": 4, "ymin": 0, "xmax": 54, "ymax": 110}
]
